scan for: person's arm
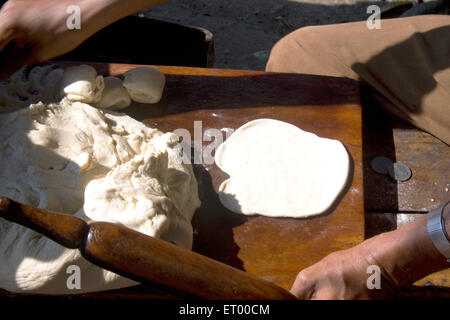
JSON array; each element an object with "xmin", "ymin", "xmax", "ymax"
[
  {"xmin": 291, "ymin": 202, "xmax": 450, "ymax": 299},
  {"xmin": 0, "ymin": 0, "xmax": 169, "ymax": 79}
]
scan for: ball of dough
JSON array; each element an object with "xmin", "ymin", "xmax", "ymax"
[
  {"xmin": 60, "ymin": 64, "xmax": 104, "ymax": 104},
  {"xmin": 96, "ymin": 76, "xmax": 131, "ymax": 110},
  {"xmin": 122, "ymin": 67, "xmax": 165, "ymax": 104}
]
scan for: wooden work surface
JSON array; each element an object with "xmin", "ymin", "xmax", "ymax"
[{"xmin": 34, "ymin": 62, "xmax": 362, "ymax": 299}]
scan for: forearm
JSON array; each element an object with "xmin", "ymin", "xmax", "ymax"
[{"xmin": 363, "ymin": 202, "xmax": 450, "ymax": 288}]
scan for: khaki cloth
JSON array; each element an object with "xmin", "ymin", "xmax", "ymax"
[{"xmin": 266, "ymin": 15, "xmax": 450, "ymax": 145}]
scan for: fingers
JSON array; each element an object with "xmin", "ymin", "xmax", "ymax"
[
  {"xmin": 290, "ymin": 270, "xmax": 315, "ymax": 299},
  {"xmin": 0, "ymin": 41, "xmax": 35, "ymax": 81},
  {"xmin": 0, "ymin": 4, "xmax": 38, "ymax": 81},
  {"xmin": 0, "ymin": 27, "xmax": 15, "ymax": 53},
  {"xmin": 0, "ymin": 0, "xmax": 18, "ymax": 52},
  {"xmin": 0, "ymin": 12, "xmax": 23, "ymax": 80},
  {"xmin": 291, "ymin": 272, "xmax": 342, "ymax": 300},
  {"xmin": 310, "ymin": 288, "xmax": 340, "ymax": 300}
]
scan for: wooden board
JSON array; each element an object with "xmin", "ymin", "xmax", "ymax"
[{"xmin": 5, "ymin": 63, "xmax": 365, "ymax": 297}]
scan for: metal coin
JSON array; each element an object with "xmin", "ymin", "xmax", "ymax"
[
  {"xmin": 388, "ymin": 162, "xmax": 412, "ymax": 182},
  {"xmin": 370, "ymin": 156, "xmax": 393, "ymax": 174}
]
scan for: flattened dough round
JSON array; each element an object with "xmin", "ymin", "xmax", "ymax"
[{"xmin": 215, "ymin": 119, "xmax": 349, "ymax": 218}]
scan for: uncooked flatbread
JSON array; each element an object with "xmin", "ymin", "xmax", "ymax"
[
  {"xmin": 0, "ymin": 101, "xmax": 200, "ymax": 294},
  {"xmin": 215, "ymin": 119, "xmax": 349, "ymax": 218}
]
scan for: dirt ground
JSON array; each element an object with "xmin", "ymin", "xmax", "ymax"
[{"xmin": 143, "ymin": 0, "xmax": 405, "ymax": 70}]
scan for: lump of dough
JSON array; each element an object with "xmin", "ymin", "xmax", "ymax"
[
  {"xmin": 59, "ymin": 64, "xmax": 104, "ymax": 104},
  {"xmin": 122, "ymin": 67, "xmax": 165, "ymax": 104},
  {"xmin": 96, "ymin": 76, "xmax": 131, "ymax": 110},
  {"xmin": 0, "ymin": 101, "xmax": 201, "ymax": 294},
  {"xmin": 0, "ymin": 65, "xmax": 64, "ymax": 112},
  {"xmin": 215, "ymin": 119, "xmax": 350, "ymax": 218}
]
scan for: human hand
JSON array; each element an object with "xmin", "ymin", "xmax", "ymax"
[
  {"xmin": 0, "ymin": 0, "xmax": 169, "ymax": 80},
  {"xmin": 0, "ymin": 0, "xmax": 138, "ymax": 80},
  {"xmin": 0, "ymin": 0, "xmax": 83, "ymax": 79},
  {"xmin": 290, "ymin": 245, "xmax": 398, "ymax": 300},
  {"xmin": 291, "ymin": 209, "xmax": 450, "ymax": 300}
]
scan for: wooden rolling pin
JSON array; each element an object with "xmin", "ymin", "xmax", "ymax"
[{"xmin": 0, "ymin": 196, "xmax": 295, "ymax": 300}]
